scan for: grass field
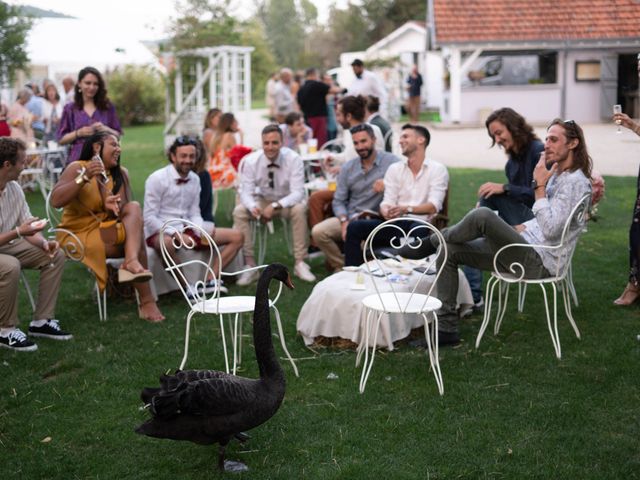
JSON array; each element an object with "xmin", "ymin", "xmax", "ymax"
[{"xmin": 2, "ymin": 124, "xmax": 640, "ymax": 479}]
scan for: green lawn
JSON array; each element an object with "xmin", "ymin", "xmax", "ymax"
[{"xmin": 3, "ymin": 124, "xmax": 639, "ymax": 479}]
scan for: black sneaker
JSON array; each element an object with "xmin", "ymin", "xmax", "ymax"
[
  {"xmin": 28, "ymin": 319, "xmax": 73, "ymax": 340},
  {"xmin": 0, "ymin": 329, "xmax": 38, "ymax": 351}
]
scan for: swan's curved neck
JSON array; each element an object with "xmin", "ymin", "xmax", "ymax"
[{"xmin": 253, "ymin": 272, "xmax": 283, "ymax": 379}]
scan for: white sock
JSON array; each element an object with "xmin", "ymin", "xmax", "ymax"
[
  {"xmin": 30, "ymin": 319, "xmax": 48, "ymax": 327},
  {"xmin": 0, "ymin": 327, "xmax": 18, "ymax": 337}
]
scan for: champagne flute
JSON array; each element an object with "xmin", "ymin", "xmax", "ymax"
[
  {"xmin": 92, "ymin": 153, "xmax": 109, "ymax": 183},
  {"xmin": 613, "ymin": 104, "xmax": 622, "ymax": 134}
]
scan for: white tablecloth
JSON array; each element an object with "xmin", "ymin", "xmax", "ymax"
[{"xmin": 296, "ymin": 268, "xmax": 473, "ymax": 350}]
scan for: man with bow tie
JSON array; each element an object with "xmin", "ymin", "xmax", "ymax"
[
  {"xmin": 143, "ymin": 136, "xmax": 243, "ymax": 296},
  {"xmin": 233, "ymin": 124, "xmax": 316, "ymax": 284}
]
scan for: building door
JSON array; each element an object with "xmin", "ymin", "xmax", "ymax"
[
  {"xmin": 600, "ymin": 54, "xmax": 618, "ymax": 120},
  {"xmin": 618, "ymin": 54, "xmax": 639, "ymax": 119}
]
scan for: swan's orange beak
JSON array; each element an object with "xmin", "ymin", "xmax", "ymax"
[{"xmin": 285, "ymin": 274, "xmax": 295, "ymax": 290}]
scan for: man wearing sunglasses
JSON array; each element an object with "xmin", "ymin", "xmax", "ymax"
[
  {"xmin": 144, "ymin": 136, "xmax": 244, "ymax": 297},
  {"xmin": 233, "ymin": 124, "xmax": 315, "ymax": 284}
]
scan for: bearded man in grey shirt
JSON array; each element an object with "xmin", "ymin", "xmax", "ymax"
[{"xmin": 311, "ymin": 124, "xmax": 399, "ymax": 271}]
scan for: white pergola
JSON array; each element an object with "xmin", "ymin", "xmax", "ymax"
[{"xmin": 164, "ymin": 45, "xmax": 254, "ymax": 138}]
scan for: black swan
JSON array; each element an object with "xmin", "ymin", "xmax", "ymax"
[{"xmin": 135, "ymin": 263, "xmax": 294, "ymax": 472}]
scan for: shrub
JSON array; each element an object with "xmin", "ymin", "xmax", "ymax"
[{"xmin": 107, "ymin": 65, "xmax": 165, "ymax": 126}]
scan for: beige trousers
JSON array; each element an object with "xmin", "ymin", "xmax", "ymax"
[
  {"xmin": 233, "ymin": 199, "xmax": 308, "ymax": 262},
  {"xmin": 0, "ymin": 239, "xmax": 66, "ymax": 328},
  {"xmin": 311, "ymin": 217, "xmax": 343, "ymax": 271}
]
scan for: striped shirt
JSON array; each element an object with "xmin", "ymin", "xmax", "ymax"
[{"xmin": 0, "ymin": 181, "xmax": 32, "ymax": 234}]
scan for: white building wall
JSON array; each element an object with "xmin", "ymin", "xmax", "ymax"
[
  {"xmin": 450, "ymin": 85, "xmax": 562, "ymax": 124},
  {"xmin": 565, "ymin": 50, "xmax": 604, "ymax": 123}
]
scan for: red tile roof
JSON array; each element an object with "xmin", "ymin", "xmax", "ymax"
[{"xmin": 434, "ymin": 0, "xmax": 640, "ymax": 44}]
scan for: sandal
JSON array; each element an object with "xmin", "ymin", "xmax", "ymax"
[
  {"xmin": 118, "ymin": 259, "xmax": 153, "ymax": 284},
  {"xmin": 613, "ymin": 283, "xmax": 640, "ymax": 306},
  {"xmin": 138, "ymin": 299, "xmax": 165, "ymax": 323}
]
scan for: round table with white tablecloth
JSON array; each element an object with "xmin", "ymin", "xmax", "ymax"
[{"xmin": 296, "ymin": 266, "xmax": 473, "ymax": 350}]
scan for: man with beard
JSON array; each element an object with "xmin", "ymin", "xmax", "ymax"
[
  {"xmin": 343, "ymin": 124, "xmax": 449, "ymax": 266},
  {"xmin": 311, "ymin": 124, "xmax": 399, "ymax": 272}
]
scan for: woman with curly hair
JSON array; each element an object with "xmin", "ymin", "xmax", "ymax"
[{"xmin": 57, "ymin": 66, "xmax": 122, "ymax": 164}]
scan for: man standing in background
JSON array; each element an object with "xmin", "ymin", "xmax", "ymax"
[{"xmin": 406, "ymin": 65, "xmax": 423, "ymax": 123}]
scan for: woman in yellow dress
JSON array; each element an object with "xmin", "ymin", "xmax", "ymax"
[
  {"xmin": 207, "ymin": 112, "xmax": 240, "ymax": 189},
  {"xmin": 50, "ymin": 132, "xmax": 164, "ymax": 322}
]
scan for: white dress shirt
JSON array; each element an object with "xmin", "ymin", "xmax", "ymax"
[
  {"xmin": 143, "ymin": 164, "xmax": 203, "ymax": 238},
  {"xmin": 347, "ymin": 70, "xmax": 387, "ymax": 104},
  {"xmin": 380, "ymin": 159, "xmax": 449, "ymax": 221},
  {"xmin": 239, "ymin": 147, "xmax": 305, "ymax": 210}
]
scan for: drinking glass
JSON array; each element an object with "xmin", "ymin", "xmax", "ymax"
[{"xmin": 613, "ymin": 104, "xmax": 622, "ymax": 134}]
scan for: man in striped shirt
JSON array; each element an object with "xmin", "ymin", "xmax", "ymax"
[{"xmin": 0, "ymin": 138, "xmax": 71, "ymax": 352}]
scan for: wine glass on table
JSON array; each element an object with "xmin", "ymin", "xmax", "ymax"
[{"xmin": 613, "ymin": 104, "xmax": 622, "ymax": 134}]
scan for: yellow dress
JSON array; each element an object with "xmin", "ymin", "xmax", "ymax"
[{"xmin": 56, "ymin": 161, "xmax": 123, "ymax": 292}]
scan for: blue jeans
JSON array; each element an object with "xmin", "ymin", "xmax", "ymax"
[{"xmin": 463, "ymin": 195, "xmax": 534, "ymax": 302}]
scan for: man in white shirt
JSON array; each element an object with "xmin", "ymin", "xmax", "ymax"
[
  {"xmin": 144, "ymin": 136, "xmax": 243, "ymax": 295},
  {"xmin": 347, "ymin": 59, "xmax": 387, "ymax": 117},
  {"xmin": 343, "ymin": 124, "xmax": 449, "ymax": 266},
  {"xmin": 233, "ymin": 124, "xmax": 316, "ymax": 284}
]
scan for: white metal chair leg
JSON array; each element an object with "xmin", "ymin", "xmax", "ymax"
[
  {"xmin": 355, "ymin": 309, "xmax": 372, "ymax": 367},
  {"xmin": 231, "ymin": 313, "xmax": 241, "ymax": 375},
  {"xmin": 539, "ymin": 283, "xmax": 561, "ymax": 359},
  {"xmin": 359, "ymin": 310, "xmax": 383, "ymax": 393},
  {"xmin": 20, "ymin": 271, "xmax": 36, "ymax": 312},
  {"xmin": 476, "ymin": 275, "xmax": 499, "ymax": 348},
  {"xmin": 272, "ymin": 306, "xmax": 299, "ymax": 377},
  {"xmin": 494, "ymin": 281, "xmax": 510, "ymax": 335},
  {"xmin": 517, "ymin": 283, "xmax": 527, "ymax": 312},
  {"xmin": 179, "ymin": 310, "xmax": 197, "ymax": 370},
  {"xmin": 95, "ymin": 282, "xmax": 106, "ymax": 321},
  {"xmin": 423, "ymin": 313, "xmax": 444, "ymax": 395},
  {"xmin": 561, "ymin": 281, "xmax": 581, "ymax": 339},
  {"xmin": 566, "ymin": 263, "xmax": 579, "ymax": 307},
  {"xmin": 280, "ymin": 218, "xmax": 293, "ymax": 255}
]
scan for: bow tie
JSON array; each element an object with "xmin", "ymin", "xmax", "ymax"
[
  {"xmin": 267, "ymin": 163, "xmax": 280, "ymax": 169},
  {"xmin": 176, "ymin": 178, "xmax": 190, "ymax": 184}
]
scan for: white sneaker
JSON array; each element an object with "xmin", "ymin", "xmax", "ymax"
[
  {"xmin": 294, "ymin": 261, "xmax": 316, "ymax": 282},
  {"xmin": 236, "ymin": 268, "xmax": 260, "ymax": 286}
]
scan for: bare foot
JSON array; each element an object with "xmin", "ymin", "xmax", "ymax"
[
  {"xmin": 123, "ymin": 258, "xmax": 148, "ymax": 274},
  {"xmin": 139, "ymin": 301, "xmax": 165, "ymax": 323}
]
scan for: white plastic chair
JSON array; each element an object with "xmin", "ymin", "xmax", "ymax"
[
  {"xmin": 357, "ymin": 218, "xmax": 447, "ymax": 395},
  {"xmin": 475, "ymin": 193, "xmax": 591, "ymax": 359},
  {"xmin": 160, "ymin": 219, "xmax": 299, "ymax": 377}
]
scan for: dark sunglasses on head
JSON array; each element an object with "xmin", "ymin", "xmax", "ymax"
[
  {"xmin": 175, "ymin": 135, "xmax": 197, "ymax": 146},
  {"xmin": 563, "ymin": 119, "xmax": 576, "ymax": 126}
]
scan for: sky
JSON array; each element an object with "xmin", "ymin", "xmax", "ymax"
[{"xmin": 9, "ymin": 0, "xmax": 347, "ymax": 40}]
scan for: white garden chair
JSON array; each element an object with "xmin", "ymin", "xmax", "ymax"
[
  {"xmin": 475, "ymin": 193, "xmax": 591, "ymax": 359},
  {"xmin": 160, "ymin": 219, "xmax": 298, "ymax": 377},
  {"xmin": 357, "ymin": 218, "xmax": 447, "ymax": 395}
]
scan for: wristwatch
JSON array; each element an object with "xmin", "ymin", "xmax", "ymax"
[
  {"xmin": 531, "ymin": 179, "xmax": 545, "ymax": 190},
  {"xmin": 339, "ymin": 216, "xmax": 348, "ymax": 223},
  {"xmin": 407, "ymin": 206, "xmax": 414, "ymax": 214},
  {"xmin": 503, "ymin": 184, "xmax": 511, "ymax": 195},
  {"xmin": 271, "ymin": 202, "xmax": 281, "ymax": 210}
]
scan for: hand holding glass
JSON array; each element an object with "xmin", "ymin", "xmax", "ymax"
[{"xmin": 614, "ymin": 104, "xmax": 622, "ymax": 134}]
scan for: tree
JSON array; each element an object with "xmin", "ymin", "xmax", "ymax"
[
  {"xmin": 0, "ymin": 2, "xmax": 33, "ymax": 87},
  {"xmin": 263, "ymin": 0, "xmax": 305, "ymax": 67},
  {"xmin": 240, "ymin": 19, "xmax": 277, "ymax": 100},
  {"xmin": 107, "ymin": 66, "xmax": 165, "ymax": 126}
]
